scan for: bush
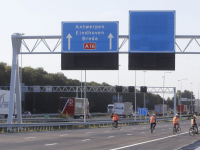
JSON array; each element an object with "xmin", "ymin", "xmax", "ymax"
[{"xmin": 58, "ymin": 110, "xmax": 69, "ymax": 119}]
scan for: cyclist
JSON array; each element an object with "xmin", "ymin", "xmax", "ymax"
[
  {"xmin": 149, "ymin": 114, "xmax": 156, "ymax": 132},
  {"xmin": 191, "ymin": 115, "xmax": 198, "ymax": 134},
  {"xmin": 112, "ymin": 112, "xmax": 120, "ymax": 127},
  {"xmin": 173, "ymin": 114, "xmax": 179, "ymax": 129}
]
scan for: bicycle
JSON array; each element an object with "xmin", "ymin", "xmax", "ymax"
[
  {"xmin": 112, "ymin": 121, "xmax": 121, "ymax": 130},
  {"xmin": 189, "ymin": 125, "xmax": 199, "ymax": 136},
  {"xmin": 150, "ymin": 124, "xmax": 155, "ymax": 133},
  {"xmin": 173, "ymin": 124, "xmax": 181, "ymax": 135}
]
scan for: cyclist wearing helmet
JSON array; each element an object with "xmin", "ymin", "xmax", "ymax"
[
  {"xmin": 149, "ymin": 114, "xmax": 156, "ymax": 132},
  {"xmin": 191, "ymin": 115, "xmax": 198, "ymax": 134},
  {"xmin": 112, "ymin": 112, "xmax": 120, "ymax": 127},
  {"xmin": 173, "ymin": 114, "xmax": 179, "ymax": 129}
]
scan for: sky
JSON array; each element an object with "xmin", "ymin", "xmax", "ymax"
[{"xmin": 1, "ymin": 0, "xmax": 200, "ymax": 100}]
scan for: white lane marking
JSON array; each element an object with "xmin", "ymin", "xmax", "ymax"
[
  {"xmin": 186, "ymin": 126, "xmax": 188, "ymax": 127},
  {"xmin": 141, "ymin": 132, "xmax": 145, "ymax": 133},
  {"xmin": 105, "ymin": 131, "xmax": 110, "ymax": 132},
  {"xmin": 60, "ymin": 134, "xmax": 68, "ymax": 136},
  {"xmin": 108, "ymin": 136, "xmax": 114, "ymax": 138},
  {"xmin": 82, "ymin": 139, "xmax": 90, "ymax": 142},
  {"xmin": 132, "ymin": 128, "xmax": 136, "ymax": 130},
  {"xmin": 126, "ymin": 134, "xmax": 132, "ymax": 135},
  {"xmin": 110, "ymin": 132, "xmax": 188, "ymax": 150},
  {"xmin": 85, "ymin": 132, "xmax": 92, "ymax": 134},
  {"xmin": 143, "ymin": 127, "xmax": 146, "ymax": 128},
  {"xmin": 45, "ymin": 143, "xmax": 57, "ymax": 146},
  {"xmin": 25, "ymin": 137, "xmax": 36, "ymax": 140},
  {"xmin": 162, "ymin": 129, "xmax": 165, "ymax": 130},
  {"xmin": 169, "ymin": 128, "xmax": 171, "ymax": 129}
]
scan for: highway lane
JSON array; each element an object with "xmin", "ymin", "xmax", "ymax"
[{"xmin": 0, "ymin": 119, "xmax": 199, "ymax": 150}]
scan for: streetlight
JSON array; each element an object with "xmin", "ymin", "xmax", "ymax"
[
  {"xmin": 163, "ymin": 72, "xmax": 171, "ymax": 119},
  {"xmin": 198, "ymin": 83, "xmax": 200, "ymax": 116},
  {"xmin": 143, "ymin": 71, "xmax": 146, "ymax": 108},
  {"xmin": 178, "ymin": 80, "xmax": 180, "ymax": 105},
  {"xmin": 180, "ymin": 78, "xmax": 187, "ymax": 118},
  {"xmin": 118, "ymin": 65, "xmax": 121, "ymax": 102},
  {"xmin": 191, "ymin": 83, "xmax": 193, "ymax": 105}
]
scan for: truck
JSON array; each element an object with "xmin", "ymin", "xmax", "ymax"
[
  {"xmin": 114, "ymin": 102, "xmax": 133, "ymax": 118},
  {"xmin": 107, "ymin": 104, "xmax": 114, "ymax": 114},
  {"xmin": 154, "ymin": 104, "xmax": 167, "ymax": 116},
  {"xmin": 59, "ymin": 97, "xmax": 89, "ymax": 119},
  {"xmin": 189, "ymin": 105, "xmax": 197, "ymax": 114},
  {"xmin": 177, "ymin": 105, "xmax": 187, "ymax": 114},
  {"xmin": 0, "ymin": 90, "xmax": 17, "ymax": 118}
]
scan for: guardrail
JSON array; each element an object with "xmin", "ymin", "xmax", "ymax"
[{"xmin": 0, "ymin": 118, "xmax": 177, "ymax": 133}]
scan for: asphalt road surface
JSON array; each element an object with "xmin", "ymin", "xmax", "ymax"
[{"xmin": 0, "ymin": 119, "xmax": 199, "ymax": 150}]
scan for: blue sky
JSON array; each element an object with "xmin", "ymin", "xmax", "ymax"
[{"xmin": 1, "ymin": 0, "xmax": 200, "ymax": 100}]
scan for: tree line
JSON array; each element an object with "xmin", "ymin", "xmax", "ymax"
[{"xmin": 0, "ymin": 62, "xmax": 195, "ymax": 113}]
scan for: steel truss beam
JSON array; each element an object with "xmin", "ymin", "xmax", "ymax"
[
  {"xmin": 17, "ymin": 35, "xmax": 200, "ymax": 54},
  {"xmin": 0, "ymin": 86, "xmax": 174, "ymax": 94}
]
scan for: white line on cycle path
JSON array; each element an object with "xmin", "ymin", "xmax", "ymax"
[{"xmin": 110, "ymin": 132, "xmax": 188, "ymax": 150}]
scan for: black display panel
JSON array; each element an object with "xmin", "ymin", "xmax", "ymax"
[
  {"xmin": 129, "ymin": 53, "xmax": 175, "ymax": 70},
  {"xmin": 61, "ymin": 53, "xmax": 118, "ymax": 70}
]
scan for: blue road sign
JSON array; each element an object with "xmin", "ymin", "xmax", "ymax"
[
  {"xmin": 129, "ymin": 11, "xmax": 175, "ymax": 53},
  {"xmin": 62, "ymin": 22, "xmax": 119, "ymax": 53},
  {"xmin": 138, "ymin": 108, "xmax": 148, "ymax": 115}
]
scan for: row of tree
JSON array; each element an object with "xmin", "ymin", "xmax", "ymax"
[{"xmin": 0, "ymin": 62, "xmax": 195, "ymax": 113}]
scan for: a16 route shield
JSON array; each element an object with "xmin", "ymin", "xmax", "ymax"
[{"xmin": 62, "ymin": 21, "xmax": 119, "ymax": 53}]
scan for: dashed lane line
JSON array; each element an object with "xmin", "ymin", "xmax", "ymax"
[
  {"xmin": 82, "ymin": 139, "xmax": 90, "ymax": 142},
  {"xmin": 108, "ymin": 136, "xmax": 114, "ymax": 138},
  {"xmin": 45, "ymin": 143, "xmax": 58, "ymax": 146},
  {"xmin": 126, "ymin": 134, "xmax": 132, "ymax": 135},
  {"xmin": 25, "ymin": 137, "xmax": 36, "ymax": 140},
  {"xmin": 85, "ymin": 132, "xmax": 92, "ymax": 134},
  {"xmin": 141, "ymin": 132, "xmax": 145, "ymax": 133},
  {"xmin": 110, "ymin": 132, "xmax": 188, "ymax": 150},
  {"xmin": 60, "ymin": 134, "xmax": 68, "ymax": 136}
]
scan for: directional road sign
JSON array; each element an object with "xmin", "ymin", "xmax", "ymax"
[
  {"xmin": 138, "ymin": 108, "xmax": 148, "ymax": 115},
  {"xmin": 62, "ymin": 21, "xmax": 119, "ymax": 53},
  {"xmin": 129, "ymin": 11, "xmax": 175, "ymax": 53}
]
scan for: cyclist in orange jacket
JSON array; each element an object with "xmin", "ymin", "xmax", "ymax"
[
  {"xmin": 191, "ymin": 115, "xmax": 198, "ymax": 134},
  {"xmin": 173, "ymin": 114, "xmax": 179, "ymax": 129},
  {"xmin": 149, "ymin": 114, "xmax": 156, "ymax": 132},
  {"xmin": 112, "ymin": 112, "xmax": 120, "ymax": 127}
]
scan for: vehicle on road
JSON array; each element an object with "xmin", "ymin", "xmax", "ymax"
[
  {"xmin": 23, "ymin": 111, "xmax": 31, "ymax": 115},
  {"xmin": 112, "ymin": 122, "xmax": 121, "ymax": 130},
  {"xmin": 107, "ymin": 104, "xmax": 114, "ymax": 114},
  {"xmin": 114, "ymin": 102, "xmax": 133, "ymax": 118},
  {"xmin": 173, "ymin": 124, "xmax": 181, "ymax": 135},
  {"xmin": 0, "ymin": 90, "xmax": 17, "ymax": 118},
  {"xmin": 177, "ymin": 105, "xmax": 187, "ymax": 114},
  {"xmin": 59, "ymin": 97, "xmax": 90, "ymax": 119},
  {"xmin": 154, "ymin": 104, "xmax": 167, "ymax": 116}
]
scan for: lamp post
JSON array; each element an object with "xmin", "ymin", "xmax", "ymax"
[
  {"xmin": 118, "ymin": 65, "xmax": 121, "ymax": 102},
  {"xmin": 180, "ymin": 78, "xmax": 187, "ymax": 118},
  {"xmin": 143, "ymin": 71, "xmax": 146, "ymax": 108},
  {"xmin": 178, "ymin": 80, "xmax": 180, "ymax": 105},
  {"xmin": 198, "ymin": 83, "xmax": 200, "ymax": 116},
  {"xmin": 81, "ymin": 70, "xmax": 82, "ymax": 98},
  {"xmin": 163, "ymin": 72, "xmax": 171, "ymax": 119},
  {"xmin": 190, "ymin": 83, "xmax": 193, "ymax": 105}
]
